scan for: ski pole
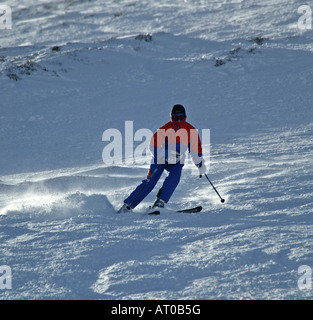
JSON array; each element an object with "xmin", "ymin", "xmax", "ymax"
[{"xmin": 203, "ymin": 173, "xmax": 225, "ymax": 203}]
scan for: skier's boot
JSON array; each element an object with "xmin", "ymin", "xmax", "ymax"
[
  {"xmin": 117, "ymin": 202, "xmax": 132, "ymax": 213},
  {"xmin": 152, "ymin": 197, "xmax": 165, "ymax": 209}
]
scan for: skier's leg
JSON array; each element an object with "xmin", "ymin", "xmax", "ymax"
[
  {"xmin": 124, "ymin": 163, "xmax": 164, "ymax": 209},
  {"xmin": 159, "ymin": 164, "xmax": 183, "ymax": 203}
]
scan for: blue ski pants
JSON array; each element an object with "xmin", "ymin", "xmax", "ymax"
[{"xmin": 124, "ymin": 163, "xmax": 184, "ymax": 209}]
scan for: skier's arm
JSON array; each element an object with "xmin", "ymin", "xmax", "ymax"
[{"xmin": 189, "ymin": 129, "xmax": 206, "ymax": 174}]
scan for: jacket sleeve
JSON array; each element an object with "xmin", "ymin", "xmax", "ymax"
[{"xmin": 189, "ymin": 128, "xmax": 204, "ymax": 167}]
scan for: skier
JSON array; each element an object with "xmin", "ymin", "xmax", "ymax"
[{"xmin": 118, "ymin": 104, "xmax": 206, "ymax": 213}]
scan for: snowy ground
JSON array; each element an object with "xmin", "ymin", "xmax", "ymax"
[{"xmin": 1, "ymin": 0, "xmax": 313, "ymax": 300}]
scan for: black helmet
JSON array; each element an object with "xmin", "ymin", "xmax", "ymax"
[
  {"xmin": 170, "ymin": 104, "xmax": 186, "ymax": 126},
  {"xmin": 170, "ymin": 104, "xmax": 186, "ymax": 117}
]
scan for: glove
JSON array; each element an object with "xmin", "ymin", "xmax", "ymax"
[{"xmin": 197, "ymin": 162, "xmax": 206, "ymax": 177}]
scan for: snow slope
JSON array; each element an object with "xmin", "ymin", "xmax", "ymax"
[{"xmin": 1, "ymin": 0, "xmax": 313, "ymax": 299}]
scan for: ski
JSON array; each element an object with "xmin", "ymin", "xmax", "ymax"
[
  {"xmin": 116, "ymin": 205, "xmax": 202, "ymax": 216},
  {"xmin": 147, "ymin": 210, "xmax": 161, "ymax": 215},
  {"xmin": 177, "ymin": 206, "xmax": 202, "ymax": 213},
  {"xmin": 145, "ymin": 205, "xmax": 202, "ymax": 215}
]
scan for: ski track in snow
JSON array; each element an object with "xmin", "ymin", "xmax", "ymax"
[{"xmin": 1, "ymin": 0, "xmax": 313, "ymax": 300}]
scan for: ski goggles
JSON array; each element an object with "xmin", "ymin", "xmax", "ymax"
[{"xmin": 172, "ymin": 114, "xmax": 186, "ymax": 121}]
